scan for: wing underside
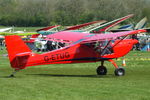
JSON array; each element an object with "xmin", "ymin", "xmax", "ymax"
[{"xmin": 46, "ymin": 29, "xmax": 147, "ymax": 45}]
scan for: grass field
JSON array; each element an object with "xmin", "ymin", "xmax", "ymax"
[
  {"xmin": 0, "ymin": 49, "xmax": 150, "ymax": 100},
  {"xmin": 0, "ymin": 26, "xmax": 42, "ymax": 32}
]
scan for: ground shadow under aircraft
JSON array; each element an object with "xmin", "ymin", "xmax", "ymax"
[{"xmin": 26, "ymin": 73, "xmax": 116, "ymax": 78}]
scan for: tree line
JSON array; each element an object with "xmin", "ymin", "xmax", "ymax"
[{"xmin": 0, "ymin": 0, "xmax": 149, "ymax": 27}]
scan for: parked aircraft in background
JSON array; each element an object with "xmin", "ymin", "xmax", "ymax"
[
  {"xmin": 111, "ymin": 17, "xmax": 148, "ymax": 32},
  {"xmin": 37, "ymin": 14, "xmax": 134, "ymax": 35},
  {"xmin": 37, "ymin": 20, "xmax": 106, "ymax": 35},
  {"xmin": 0, "ymin": 27, "xmax": 12, "ymax": 32}
]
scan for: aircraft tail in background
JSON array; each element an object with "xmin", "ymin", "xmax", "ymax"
[{"xmin": 135, "ymin": 17, "xmax": 147, "ymax": 30}]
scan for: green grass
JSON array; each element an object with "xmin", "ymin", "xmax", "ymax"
[
  {"xmin": 0, "ymin": 50, "xmax": 150, "ymax": 100},
  {"xmin": 13, "ymin": 27, "xmax": 43, "ymax": 32},
  {"xmin": 0, "ymin": 26, "xmax": 43, "ymax": 32}
]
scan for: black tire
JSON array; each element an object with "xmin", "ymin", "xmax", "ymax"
[
  {"xmin": 114, "ymin": 67, "xmax": 125, "ymax": 76},
  {"xmin": 96, "ymin": 66, "xmax": 107, "ymax": 75}
]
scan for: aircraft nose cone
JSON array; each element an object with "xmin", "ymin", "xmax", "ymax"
[{"xmin": 132, "ymin": 39, "xmax": 138, "ymax": 44}]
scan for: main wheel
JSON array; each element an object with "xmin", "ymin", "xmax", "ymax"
[
  {"xmin": 96, "ymin": 66, "xmax": 107, "ymax": 75},
  {"xmin": 114, "ymin": 67, "xmax": 125, "ymax": 76}
]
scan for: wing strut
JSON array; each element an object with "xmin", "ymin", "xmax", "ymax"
[
  {"xmin": 100, "ymin": 40, "xmax": 112, "ymax": 56},
  {"xmin": 112, "ymin": 36, "xmax": 128, "ymax": 48}
]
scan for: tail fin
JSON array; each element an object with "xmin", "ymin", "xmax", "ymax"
[
  {"xmin": 5, "ymin": 35, "xmax": 32, "ymax": 70},
  {"xmin": 135, "ymin": 17, "xmax": 147, "ymax": 30}
]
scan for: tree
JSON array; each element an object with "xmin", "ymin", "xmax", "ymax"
[{"xmin": 0, "ymin": 0, "xmax": 149, "ymax": 27}]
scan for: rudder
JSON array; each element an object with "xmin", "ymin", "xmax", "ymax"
[{"xmin": 5, "ymin": 35, "xmax": 32, "ymax": 69}]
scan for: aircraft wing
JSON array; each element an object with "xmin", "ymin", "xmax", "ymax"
[
  {"xmin": 46, "ymin": 29, "xmax": 146, "ymax": 44},
  {"xmin": 65, "ymin": 20, "xmax": 106, "ymax": 30},
  {"xmin": 0, "ymin": 27, "xmax": 12, "ymax": 32},
  {"xmin": 80, "ymin": 29, "xmax": 146, "ymax": 44},
  {"xmin": 36, "ymin": 25, "xmax": 61, "ymax": 32},
  {"xmin": 88, "ymin": 14, "xmax": 134, "ymax": 33},
  {"xmin": 46, "ymin": 31, "xmax": 91, "ymax": 43},
  {"xmin": 118, "ymin": 24, "xmax": 134, "ymax": 29}
]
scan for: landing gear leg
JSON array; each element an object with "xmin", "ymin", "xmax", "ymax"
[
  {"xmin": 96, "ymin": 61, "xmax": 107, "ymax": 75},
  {"xmin": 108, "ymin": 59, "xmax": 125, "ymax": 76},
  {"xmin": 8, "ymin": 69, "xmax": 20, "ymax": 78}
]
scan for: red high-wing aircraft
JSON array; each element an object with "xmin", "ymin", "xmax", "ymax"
[{"xmin": 5, "ymin": 29, "xmax": 147, "ymax": 77}]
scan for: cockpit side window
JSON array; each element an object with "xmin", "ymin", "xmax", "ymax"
[{"xmin": 94, "ymin": 40, "xmax": 114, "ymax": 55}]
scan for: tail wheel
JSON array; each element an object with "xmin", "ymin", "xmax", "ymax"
[
  {"xmin": 114, "ymin": 67, "xmax": 125, "ymax": 76},
  {"xmin": 96, "ymin": 66, "xmax": 107, "ymax": 75}
]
